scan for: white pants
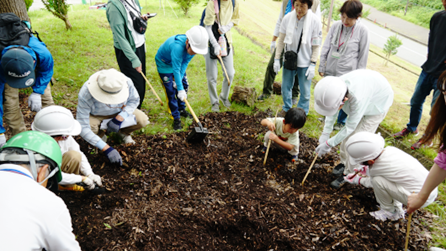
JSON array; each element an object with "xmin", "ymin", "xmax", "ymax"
[
  {"xmin": 263, "ymin": 131, "xmax": 299, "ymax": 156},
  {"xmin": 341, "ymin": 113, "xmax": 387, "ymax": 175},
  {"xmin": 204, "ymin": 49, "xmax": 235, "ymax": 105}
]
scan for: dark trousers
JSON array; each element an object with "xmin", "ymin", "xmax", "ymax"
[
  {"xmin": 158, "ymin": 72, "xmax": 189, "ymax": 120},
  {"xmin": 115, "ymin": 45, "xmax": 146, "ymax": 109},
  {"xmin": 262, "ymin": 48, "xmax": 300, "ymax": 98},
  {"xmin": 337, "ymin": 109, "xmax": 347, "ymax": 125}
]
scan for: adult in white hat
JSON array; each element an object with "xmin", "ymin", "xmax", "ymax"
[
  {"xmin": 32, "ymin": 105, "xmax": 102, "ymax": 191},
  {"xmin": 155, "ymin": 26, "xmax": 209, "ymax": 130},
  {"xmin": 77, "ymin": 69, "xmax": 149, "ymax": 165},
  {"xmin": 313, "ymin": 69, "xmax": 393, "ymax": 188},
  {"xmin": 344, "ymin": 132, "xmax": 437, "ymax": 221}
]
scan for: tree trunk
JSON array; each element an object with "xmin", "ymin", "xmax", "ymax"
[
  {"xmin": 230, "ymin": 86, "xmax": 257, "ymax": 107},
  {"xmin": 63, "ymin": 16, "xmax": 72, "ymax": 30},
  {"xmin": 0, "ymin": 0, "xmax": 30, "ymax": 21}
]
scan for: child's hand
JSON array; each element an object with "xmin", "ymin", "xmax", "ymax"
[
  {"xmin": 268, "ymin": 132, "xmax": 278, "ymax": 141},
  {"xmin": 267, "ymin": 122, "xmax": 276, "ymax": 131}
]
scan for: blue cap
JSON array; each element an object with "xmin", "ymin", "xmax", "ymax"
[{"xmin": 1, "ymin": 48, "xmax": 36, "ymax": 89}]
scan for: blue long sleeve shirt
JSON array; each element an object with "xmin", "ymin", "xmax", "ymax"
[{"xmin": 155, "ymin": 35, "xmax": 194, "ymax": 91}]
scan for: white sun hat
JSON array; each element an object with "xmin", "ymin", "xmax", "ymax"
[{"xmin": 86, "ymin": 69, "xmax": 129, "ymax": 104}]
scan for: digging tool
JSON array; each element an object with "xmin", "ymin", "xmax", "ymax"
[
  {"xmin": 184, "ymin": 99, "xmax": 209, "ymax": 143},
  {"xmin": 217, "ymin": 55, "xmax": 230, "ymax": 86},
  {"xmin": 405, "ymin": 192, "xmax": 415, "ymax": 251},
  {"xmin": 263, "ymin": 109, "xmax": 279, "ymax": 166},
  {"xmin": 301, "ymin": 153, "xmax": 318, "ymax": 186},
  {"xmin": 58, "ymin": 184, "xmax": 105, "ymax": 194},
  {"xmin": 141, "ymin": 72, "xmax": 164, "ymax": 106}
]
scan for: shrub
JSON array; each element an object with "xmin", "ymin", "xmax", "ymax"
[
  {"xmin": 173, "ymin": 0, "xmax": 201, "ymax": 16},
  {"xmin": 25, "ymin": 0, "xmax": 34, "ymax": 11}
]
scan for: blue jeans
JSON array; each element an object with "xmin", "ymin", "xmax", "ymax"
[
  {"xmin": 282, "ymin": 67, "xmax": 311, "ymax": 114},
  {"xmin": 407, "ymin": 70, "xmax": 441, "ymax": 132},
  {"xmin": 158, "ymin": 72, "xmax": 189, "ymax": 120},
  {"xmin": 337, "ymin": 109, "xmax": 347, "ymax": 125}
]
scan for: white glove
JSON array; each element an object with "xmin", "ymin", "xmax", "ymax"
[
  {"xmin": 213, "ymin": 44, "xmax": 221, "ymax": 56},
  {"xmin": 178, "ymin": 90, "xmax": 187, "ymax": 101},
  {"xmin": 344, "ymin": 172, "xmax": 362, "ymax": 185},
  {"xmin": 82, "ymin": 176, "xmax": 95, "ymax": 190},
  {"xmin": 273, "ymin": 59, "xmax": 280, "ymax": 74},
  {"xmin": 315, "ymin": 141, "xmax": 331, "ymax": 156},
  {"xmin": 270, "ymin": 41, "xmax": 276, "ymax": 54},
  {"xmin": 88, "ymin": 173, "xmax": 103, "ymax": 186},
  {"xmin": 0, "ymin": 134, "xmax": 5, "ymax": 148},
  {"xmin": 28, "ymin": 92, "xmax": 42, "ymax": 112},
  {"xmin": 354, "ymin": 165, "xmax": 370, "ymax": 177},
  {"xmin": 305, "ymin": 63, "xmax": 316, "ymax": 80},
  {"xmin": 318, "ymin": 132, "xmax": 330, "ymax": 144}
]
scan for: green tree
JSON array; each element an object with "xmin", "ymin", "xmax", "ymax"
[
  {"xmin": 320, "ymin": 0, "xmax": 341, "ymax": 27},
  {"xmin": 42, "ymin": 0, "xmax": 72, "ymax": 30},
  {"xmin": 173, "ymin": 0, "xmax": 201, "ymax": 15},
  {"xmin": 24, "ymin": 0, "xmax": 34, "ymax": 11},
  {"xmin": 382, "ymin": 34, "xmax": 402, "ymax": 65}
]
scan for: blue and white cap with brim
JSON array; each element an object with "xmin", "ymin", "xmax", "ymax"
[{"xmin": 1, "ymin": 48, "xmax": 36, "ymax": 89}]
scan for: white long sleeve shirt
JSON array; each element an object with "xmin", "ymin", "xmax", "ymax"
[
  {"xmin": 324, "ymin": 69, "xmax": 394, "ymax": 147},
  {"xmin": 0, "ymin": 164, "xmax": 81, "ymax": 250},
  {"xmin": 58, "ymin": 136, "xmax": 94, "ymax": 186}
]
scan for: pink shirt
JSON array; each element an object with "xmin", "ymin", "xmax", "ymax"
[{"xmin": 434, "ymin": 149, "xmax": 446, "ymax": 171}]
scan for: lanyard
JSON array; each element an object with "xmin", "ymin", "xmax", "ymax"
[
  {"xmin": 337, "ymin": 25, "xmax": 355, "ymax": 52},
  {"xmin": 0, "ymin": 169, "xmax": 33, "ymax": 179}
]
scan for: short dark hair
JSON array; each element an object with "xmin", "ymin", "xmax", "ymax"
[
  {"xmin": 293, "ymin": 0, "xmax": 313, "ymax": 10},
  {"xmin": 339, "ymin": 0, "xmax": 363, "ymax": 19},
  {"xmin": 284, "ymin": 108, "xmax": 307, "ymax": 129}
]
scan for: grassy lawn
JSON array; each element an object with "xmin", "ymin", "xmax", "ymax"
[{"xmin": 28, "ymin": 0, "xmax": 445, "ymax": 248}]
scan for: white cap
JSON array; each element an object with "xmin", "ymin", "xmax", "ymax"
[
  {"xmin": 185, "ymin": 26, "xmax": 209, "ymax": 55},
  {"xmin": 314, "ymin": 76, "xmax": 347, "ymax": 116},
  {"xmin": 345, "ymin": 132, "xmax": 385, "ymax": 165}
]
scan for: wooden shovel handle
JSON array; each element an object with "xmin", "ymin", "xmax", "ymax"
[
  {"xmin": 263, "ymin": 109, "xmax": 279, "ymax": 166},
  {"xmin": 217, "ymin": 55, "xmax": 231, "ymax": 86},
  {"xmin": 141, "ymin": 72, "xmax": 163, "ymax": 106},
  {"xmin": 184, "ymin": 99, "xmax": 200, "ymax": 125},
  {"xmin": 301, "ymin": 153, "xmax": 318, "ymax": 186}
]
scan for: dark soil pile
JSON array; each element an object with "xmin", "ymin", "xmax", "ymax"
[{"xmin": 55, "ymin": 110, "xmax": 432, "ymax": 251}]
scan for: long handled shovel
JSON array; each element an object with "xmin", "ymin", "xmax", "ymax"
[
  {"xmin": 217, "ymin": 55, "xmax": 230, "ymax": 86},
  {"xmin": 263, "ymin": 109, "xmax": 279, "ymax": 166},
  {"xmin": 141, "ymin": 72, "xmax": 164, "ymax": 106},
  {"xmin": 405, "ymin": 192, "xmax": 415, "ymax": 251},
  {"xmin": 184, "ymin": 99, "xmax": 209, "ymax": 143},
  {"xmin": 301, "ymin": 153, "xmax": 318, "ymax": 186}
]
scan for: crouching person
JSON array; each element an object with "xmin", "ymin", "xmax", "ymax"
[
  {"xmin": 77, "ymin": 69, "xmax": 150, "ymax": 166},
  {"xmin": 32, "ymin": 105, "xmax": 102, "ymax": 191},
  {"xmin": 261, "ymin": 107, "xmax": 306, "ymax": 162},
  {"xmin": 344, "ymin": 132, "xmax": 438, "ymax": 221},
  {"xmin": 0, "ymin": 131, "xmax": 81, "ymax": 250}
]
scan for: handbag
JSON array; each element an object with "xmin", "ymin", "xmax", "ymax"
[
  {"xmin": 122, "ymin": 0, "xmax": 147, "ymax": 34},
  {"xmin": 208, "ymin": 0, "xmax": 231, "ymax": 59},
  {"xmin": 283, "ymin": 32, "xmax": 303, "ymax": 70}
]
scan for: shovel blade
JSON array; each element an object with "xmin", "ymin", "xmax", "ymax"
[{"xmin": 186, "ymin": 126, "xmax": 209, "ymax": 143}]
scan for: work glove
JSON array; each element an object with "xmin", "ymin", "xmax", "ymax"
[
  {"xmin": 104, "ymin": 147, "xmax": 122, "ymax": 166},
  {"xmin": 213, "ymin": 44, "xmax": 221, "ymax": 57},
  {"xmin": 0, "ymin": 134, "xmax": 5, "ymax": 148},
  {"xmin": 81, "ymin": 176, "xmax": 95, "ymax": 190},
  {"xmin": 305, "ymin": 63, "xmax": 316, "ymax": 80},
  {"xmin": 315, "ymin": 141, "xmax": 331, "ymax": 156},
  {"xmin": 318, "ymin": 132, "xmax": 330, "ymax": 144},
  {"xmin": 178, "ymin": 90, "xmax": 187, "ymax": 101},
  {"xmin": 28, "ymin": 92, "xmax": 42, "ymax": 112},
  {"xmin": 106, "ymin": 117, "xmax": 123, "ymax": 134},
  {"xmin": 273, "ymin": 59, "xmax": 280, "ymax": 74},
  {"xmin": 270, "ymin": 41, "xmax": 276, "ymax": 54},
  {"xmin": 344, "ymin": 172, "xmax": 362, "ymax": 185},
  {"xmin": 354, "ymin": 165, "xmax": 370, "ymax": 177},
  {"xmin": 88, "ymin": 173, "xmax": 103, "ymax": 186}
]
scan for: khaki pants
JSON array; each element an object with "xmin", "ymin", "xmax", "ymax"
[
  {"xmin": 89, "ymin": 109, "xmax": 149, "ymax": 137},
  {"xmin": 4, "ymin": 84, "xmax": 54, "ymax": 136},
  {"xmin": 61, "ymin": 150, "xmax": 82, "ymax": 175}
]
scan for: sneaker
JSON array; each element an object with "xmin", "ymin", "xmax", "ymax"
[
  {"xmin": 411, "ymin": 138, "xmax": 433, "ymax": 150},
  {"xmin": 332, "ymin": 163, "xmax": 345, "ymax": 177},
  {"xmin": 179, "ymin": 109, "xmax": 193, "ymax": 119},
  {"xmin": 333, "ymin": 123, "xmax": 345, "ymax": 131},
  {"xmin": 330, "ymin": 175, "xmax": 346, "ymax": 189},
  {"xmin": 262, "ymin": 146, "xmax": 267, "ymax": 154},
  {"xmin": 219, "ymin": 95, "xmax": 231, "ymax": 108},
  {"xmin": 173, "ymin": 119, "xmax": 182, "ymax": 130},
  {"xmin": 277, "ymin": 109, "xmax": 287, "ymax": 117},
  {"xmin": 211, "ymin": 103, "xmax": 220, "ymax": 112},
  {"xmin": 393, "ymin": 128, "xmax": 419, "ymax": 139},
  {"xmin": 292, "ymin": 97, "xmax": 298, "ymax": 106},
  {"xmin": 291, "ymin": 155, "xmax": 298, "ymax": 163},
  {"xmin": 369, "ymin": 208, "xmax": 405, "ymax": 221},
  {"xmin": 257, "ymin": 93, "xmax": 271, "ymax": 100},
  {"xmin": 123, "ymin": 135, "xmax": 136, "ymax": 145}
]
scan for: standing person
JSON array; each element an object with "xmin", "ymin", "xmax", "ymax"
[
  {"xmin": 32, "ymin": 105, "xmax": 103, "ymax": 191},
  {"xmin": 77, "ymin": 69, "xmax": 150, "ymax": 166},
  {"xmin": 343, "ymin": 132, "xmax": 437, "ymax": 221},
  {"xmin": 274, "ymin": 0, "xmax": 322, "ymax": 116},
  {"xmin": 313, "ymin": 69, "xmax": 393, "ymax": 188},
  {"xmin": 106, "ymin": 0, "xmax": 153, "ymax": 109},
  {"xmin": 203, "ymin": 0, "xmax": 240, "ymax": 112},
  {"xmin": 258, "ymin": 0, "xmax": 321, "ymax": 104},
  {"xmin": 393, "ymin": 0, "xmax": 446, "ymax": 150},
  {"xmin": 318, "ymin": 0, "xmax": 370, "ymax": 131},
  {"xmin": 155, "ymin": 26, "xmax": 209, "ymax": 130},
  {"xmin": 407, "ymin": 71, "xmax": 446, "ymax": 214},
  {"xmin": 0, "ymin": 131, "xmax": 81, "ymax": 250}
]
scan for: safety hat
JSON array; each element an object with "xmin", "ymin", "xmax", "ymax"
[
  {"xmin": 345, "ymin": 132, "xmax": 385, "ymax": 165},
  {"xmin": 185, "ymin": 26, "xmax": 209, "ymax": 55},
  {"xmin": 314, "ymin": 76, "xmax": 347, "ymax": 116},
  {"xmin": 31, "ymin": 105, "xmax": 82, "ymax": 136}
]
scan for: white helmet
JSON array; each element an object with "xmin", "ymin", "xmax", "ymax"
[
  {"xmin": 314, "ymin": 76, "xmax": 347, "ymax": 116},
  {"xmin": 185, "ymin": 26, "xmax": 209, "ymax": 55},
  {"xmin": 345, "ymin": 132, "xmax": 385, "ymax": 165},
  {"xmin": 31, "ymin": 105, "xmax": 82, "ymax": 136}
]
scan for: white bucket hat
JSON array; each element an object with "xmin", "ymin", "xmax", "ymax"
[{"xmin": 86, "ymin": 69, "xmax": 129, "ymax": 104}]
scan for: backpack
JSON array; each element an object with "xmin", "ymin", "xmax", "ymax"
[
  {"xmin": 0, "ymin": 13, "xmax": 33, "ymax": 57},
  {"xmin": 199, "ymin": 0, "xmax": 235, "ymax": 27}
]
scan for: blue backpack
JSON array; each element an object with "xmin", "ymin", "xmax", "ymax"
[{"xmin": 199, "ymin": 0, "xmax": 235, "ymax": 27}]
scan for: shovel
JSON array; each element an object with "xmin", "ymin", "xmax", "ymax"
[
  {"xmin": 141, "ymin": 72, "xmax": 164, "ymax": 106},
  {"xmin": 301, "ymin": 153, "xmax": 318, "ymax": 186},
  {"xmin": 217, "ymin": 55, "xmax": 230, "ymax": 86},
  {"xmin": 263, "ymin": 109, "xmax": 279, "ymax": 165},
  {"xmin": 184, "ymin": 99, "xmax": 209, "ymax": 143}
]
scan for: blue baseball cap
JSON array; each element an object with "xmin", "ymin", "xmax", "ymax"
[{"xmin": 1, "ymin": 48, "xmax": 36, "ymax": 88}]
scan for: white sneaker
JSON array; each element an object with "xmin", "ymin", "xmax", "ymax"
[
  {"xmin": 123, "ymin": 135, "xmax": 135, "ymax": 145},
  {"xmin": 369, "ymin": 208, "xmax": 405, "ymax": 221}
]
